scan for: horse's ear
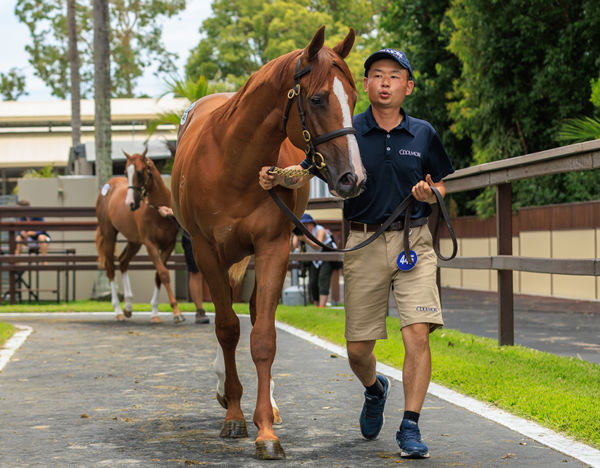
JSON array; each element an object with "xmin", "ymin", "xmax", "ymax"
[
  {"xmin": 304, "ymin": 26, "xmax": 326, "ymax": 62},
  {"xmin": 332, "ymin": 28, "xmax": 355, "ymax": 59},
  {"xmin": 142, "ymin": 146, "xmax": 148, "ymax": 158},
  {"xmin": 122, "ymin": 150, "xmax": 131, "ymax": 160}
]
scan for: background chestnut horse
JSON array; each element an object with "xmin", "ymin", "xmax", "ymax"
[
  {"xmin": 171, "ymin": 27, "xmax": 365, "ymax": 459},
  {"xmin": 96, "ymin": 149, "xmax": 184, "ymax": 323}
]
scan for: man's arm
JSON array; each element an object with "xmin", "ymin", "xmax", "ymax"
[{"xmin": 258, "ymin": 165, "xmax": 313, "ymax": 190}]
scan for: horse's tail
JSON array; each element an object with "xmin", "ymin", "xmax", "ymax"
[
  {"xmin": 95, "ymin": 226, "xmax": 106, "ymax": 268},
  {"xmin": 228, "ymin": 256, "xmax": 251, "ymax": 288}
]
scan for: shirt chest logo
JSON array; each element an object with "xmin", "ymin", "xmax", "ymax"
[{"xmin": 398, "ymin": 149, "xmax": 422, "ymax": 158}]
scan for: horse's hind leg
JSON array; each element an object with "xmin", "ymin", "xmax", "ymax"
[
  {"xmin": 145, "ymin": 242, "xmax": 183, "ymax": 324},
  {"xmin": 249, "ymin": 282, "xmax": 282, "ymax": 425},
  {"xmin": 97, "ymin": 226, "xmax": 123, "ymax": 320},
  {"xmin": 158, "ymin": 243, "xmax": 184, "ymax": 323},
  {"xmin": 195, "ymin": 244, "xmax": 246, "ymax": 438},
  {"xmin": 118, "ymin": 242, "xmax": 141, "ymax": 318}
]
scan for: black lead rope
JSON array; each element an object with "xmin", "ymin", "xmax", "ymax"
[{"xmin": 268, "ymin": 186, "xmax": 457, "ymax": 263}]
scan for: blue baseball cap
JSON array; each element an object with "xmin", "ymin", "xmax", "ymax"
[
  {"xmin": 364, "ymin": 48, "xmax": 413, "ymax": 80},
  {"xmin": 300, "ymin": 213, "xmax": 315, "ymax": 224}
]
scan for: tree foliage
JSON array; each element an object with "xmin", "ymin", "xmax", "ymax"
[
  {"xmin": 380, "ymin": 0, "xmax": 600, "ymax": 217},
  {"xmin": 444, "ymin": 0, "xmax": 600, "ymax": 216},
  {"xmin": 185, "ymin": 0, "xmax": 383, "ymax": 91},
  {"xmin": 15, "ymin": 0, "xmax": 185, "ymax": 98},
  {"xmin": 0, "ymin": 68, "xmax": 28, "ymax": 101}
]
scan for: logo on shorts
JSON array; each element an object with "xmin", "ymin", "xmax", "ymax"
[{"xmin": 416, "ymin": 305, "xmax": 438, "ymax": 313}]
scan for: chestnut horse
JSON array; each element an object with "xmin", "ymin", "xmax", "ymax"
[
  {"xmin": 95, "ymin": 149, "xmax": 184, "ymax": 323},
  {"xmin": 171, "ymin": 27, "xmax": 365, "ymax": 459}
]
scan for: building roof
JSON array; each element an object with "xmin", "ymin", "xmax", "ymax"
[{"xmin": 0, "ymin": 98, "xmax": 187, "ymax": 176}]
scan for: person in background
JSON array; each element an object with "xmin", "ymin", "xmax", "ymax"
[
  {"xmin": 259, "ymin": 48, "xmax": 454, "ymax": 458},
  {"xmin": 291, "ymin": 213, "xmax": 336, "ymax": 308},
  {"xmin": 14, "ymin": 199, "xmax": 51, "ymax": 256},
  {"xmin": 158, "ymin": 205, "xmax": 209, "ymax": 324}
]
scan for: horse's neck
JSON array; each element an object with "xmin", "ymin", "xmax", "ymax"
[
  {"xmin": 220, "ymin": 57, "xmax": 296, "ymax": 174},
  {"xmin": 147, "ymin": 166, "xmax": 171, "ymax": 206}
]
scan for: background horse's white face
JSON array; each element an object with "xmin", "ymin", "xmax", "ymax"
[{"xmin": 123, "ymin": 152, "xmax": 148, "ymax": 211}]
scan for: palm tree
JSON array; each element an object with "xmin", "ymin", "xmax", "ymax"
[
  {"xmin": 145, "ymin": 75, "xmax": 210, "ymax": 137},
  {"xmin": 556, "ymin": 116, "xmax": 600, "ymax": 144}
]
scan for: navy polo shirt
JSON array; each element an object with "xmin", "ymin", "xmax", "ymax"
[{"xmin": 342, "ymin": 106, "xmax": 454, "ymax": 224}]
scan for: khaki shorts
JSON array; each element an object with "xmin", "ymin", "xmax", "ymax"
[{"xmin": 343, "ymin": 224, "xmax": 443, "ymax": 341}]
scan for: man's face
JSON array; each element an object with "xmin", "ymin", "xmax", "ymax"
[{"xmin": 363, "ymin": 58, "xmax": 414, "ymax": 110}]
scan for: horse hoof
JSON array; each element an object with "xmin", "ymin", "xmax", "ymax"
[
  {"xmin": 273, "ymin": 408, "xmax": 282, "ymax": 425},
  {"xmin": 173, "ymin": 314, "xmax": 186, "ymax": 324},
  {"xmin": 150, "ymin": 316, "xmax": 162, "ymax": 324},
  {"xmin": 255, "ymin": 440, "xmax": 285, "ymax": 460},
  {"xmin": 116, "ymin": 314, "xmax": 126, "ymax": 322},
  {"xmin": 216, "ymin": 392, "xmax": 228, "ymax": 409},
  {"xmin": 123, "ymin": 307, "xmax": 132, "ymax": 318},
  {"xmin": 219, "ymin": 419, "xmax": 248, "ymax": 438}
]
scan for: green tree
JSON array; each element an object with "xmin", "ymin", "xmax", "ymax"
[
  {"xmin": 185, "ymin": 0, "xmax": 382, "ymax": 91},
  {"xmin": 15, "ymin": 0, "xmax": 185, "ymax": 99},
  {"xmin": 446, "ymin": 0, "xmax": 600, "ymax": 216},
  {"xmin": 0, "ymin": 68, "xmax": 28, "ymax": 101}
]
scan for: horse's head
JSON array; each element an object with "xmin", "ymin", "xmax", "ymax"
[
  {"xmin": 283, "ymin": 26, "xmax": 366, "ymax": 199},
  {"xmin": 123, "ymin": 147, "xmax": 152, "ymax": 211}
]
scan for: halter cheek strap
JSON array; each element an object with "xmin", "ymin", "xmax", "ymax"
[{"xmin": 282, "ymin": 57, "xmax": 356, "ymax": 173}]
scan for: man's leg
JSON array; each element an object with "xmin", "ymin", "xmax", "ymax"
[
  {"xmin": 347, "ymin": 340, "xmax": 390, "ymax": 440},
  {"xmin": 14, "ymin": 235, "xmax": 23, "ymax": 256},
  {"xmin": 397, "ymin": 322, "xmax": 431, "ymax": 458},
  {"xmin": 401, "ymin": 323, "xmax": 431, "ymax": 412},
  {"xmin": 189, "ymin": 271, "xmax": 209, "ymax": 324},
  {"xmin": 38, "ymin": 234, "xmax": 50, "ymax": 255},
  {"xmin": 347, "ymin": 340, "xmax": 377, "ymax": 387}
]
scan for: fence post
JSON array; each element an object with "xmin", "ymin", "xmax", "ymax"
[{"xmin": 496, "ymin": 183, "xmax": 514, "ymax": 345}]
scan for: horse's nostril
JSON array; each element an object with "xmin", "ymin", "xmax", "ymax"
[{"xmin": 339, "ymin": 172, "xmax": 357, "ymax": 187}]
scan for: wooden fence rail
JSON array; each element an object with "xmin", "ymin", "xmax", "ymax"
[{"xmin": 2, "ymin": 140, "xmax": 599, "ymax": 345}]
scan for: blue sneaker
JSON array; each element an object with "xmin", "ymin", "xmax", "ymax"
[
  {"xmin": 396, "ymin": 419, "xmax": 430, "ymax": 458},
  {"xmin": 359, "ymin": 374, "xmax": 390, "ymax": 440}
]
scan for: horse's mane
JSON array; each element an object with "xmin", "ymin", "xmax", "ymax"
[{"xmin": 211, "ymin": 46, "xmax": 355, "ymax": 126}]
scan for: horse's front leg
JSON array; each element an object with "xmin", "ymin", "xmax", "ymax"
[
  {"xmin": 249, "ymin": 281, "xmax": 282, "ymax": 425},
  {"xmin": 251, "ymin": 240, "xmax": 290, "ymax": 460},
  {"xmin": 145, "ymin": 243, "xmax": 184, "ymax": 323}
]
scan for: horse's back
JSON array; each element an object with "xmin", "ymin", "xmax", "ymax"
[{"xmin": 177, "ymin": 92, "xmax": 236, "ymax": 141}]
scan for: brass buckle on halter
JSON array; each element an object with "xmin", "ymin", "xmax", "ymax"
[
  {"xmin": 287, "ymin": 84, "xmax": 300, "ymax": 99},
  {"xmin": 302, "ymin": 130, "xmax": 311, "ymax": 142},
  {"xmin": 313, "ymin": 152, "xmax": 326, "ymax": 169}
]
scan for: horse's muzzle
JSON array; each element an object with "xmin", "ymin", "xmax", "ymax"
[{"xmin": 334, "ymin": 171, "xmax": 366, "ymax": 199}]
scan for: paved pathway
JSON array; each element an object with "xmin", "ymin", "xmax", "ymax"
[{"xmin": 1, "ymin": 312, "xmax": 597, "ymax": 467}]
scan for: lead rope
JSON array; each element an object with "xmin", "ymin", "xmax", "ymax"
[{"xmin": 268, "ymin": 185, "xmax": 457, "ymax": 262}]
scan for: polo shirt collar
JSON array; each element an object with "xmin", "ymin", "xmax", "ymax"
[{"xmin": 357, "ymin": 105, "xmax": 414, "ymax": 136}]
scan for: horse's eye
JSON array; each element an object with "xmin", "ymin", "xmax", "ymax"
[{"xmin": 309, "ymin": 95, "xmax": 323, "ymax": 107}]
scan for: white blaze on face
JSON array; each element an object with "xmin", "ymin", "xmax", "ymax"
[
  {"xmin": 125, "ymin": 164, "xmax": 135, "ymax": 207},
  {"xmin": 332, "ymin": 76, "xmax": 365, "ymax": 185}
]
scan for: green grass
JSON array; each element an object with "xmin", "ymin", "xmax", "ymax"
[
  {"xmin": 0, "ymin": 321, "xmax": 16, "ymax": 347},
  {"xmin": 1, "ymin": 300, "xmax": 598, "ymax": 449}
]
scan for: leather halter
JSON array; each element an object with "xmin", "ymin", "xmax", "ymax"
[{"xmin": 282, "ymin": 57, "xmax": 357, "ymax": 173}]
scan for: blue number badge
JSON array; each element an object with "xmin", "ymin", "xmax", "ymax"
[{"xmin": 397, "ymin": 250, "xmax": 418, "ymax": 271}]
